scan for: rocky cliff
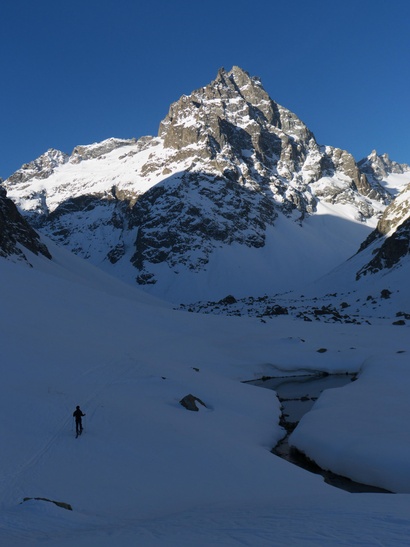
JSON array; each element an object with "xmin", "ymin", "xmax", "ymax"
[
  {"xmin": 0, "ymin": 186, "xmax": 51, "ymax": 263},
  {"xmin": 356, "ymin": 181, "xmax": 410, "ymax": 278}
]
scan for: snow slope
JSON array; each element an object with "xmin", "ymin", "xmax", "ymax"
[{"xmin": 1, "ymin": 246, "xmax": 410, "ymax": 545}]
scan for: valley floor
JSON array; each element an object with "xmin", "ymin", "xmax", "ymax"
[{"xmin": 1, "ymin": 252, "xmax": 410, "ymax": 545}]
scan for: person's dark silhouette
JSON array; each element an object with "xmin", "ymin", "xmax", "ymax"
[{"xmin": 73, "ymin": 405, "xmax": 85, "ymax": 435}]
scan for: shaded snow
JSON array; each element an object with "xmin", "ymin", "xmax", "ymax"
[
  {"xmin": 379, "ymin": 171, "xmax": 410, "ymax": 197},
  {"xmin": 290, "ymin": 356, "xmax": 410, "ymax": 493},
  {"xmin": 1, "ymin": 244, "xmax": 410, "ymax": 545},
  {"xmin": 139, "ymin": 210, "xmax": 377, "ymax": 304}
]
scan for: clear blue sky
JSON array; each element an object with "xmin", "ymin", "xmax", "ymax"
[{"xmin": 1, "ymin": 0, "xmax": 409, "ymax": 179}]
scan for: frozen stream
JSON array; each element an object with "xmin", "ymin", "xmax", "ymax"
[{"xmin": 248, "ymin": 373, "xmax": 392, "ymax": 493}]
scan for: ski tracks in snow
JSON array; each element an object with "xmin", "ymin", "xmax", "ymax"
[{"xmin": 0, "ymin": 356, "xmax": 141, "ymax": 507}]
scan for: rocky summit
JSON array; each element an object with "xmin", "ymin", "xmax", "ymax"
[{"xmin": 2, "ymin": 67, "xmax": 410, "ymax": 303}]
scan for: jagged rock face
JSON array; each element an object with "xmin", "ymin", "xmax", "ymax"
[
  {"xmin": 358, "ymin": 150, "xmax": 410, "ymax": 182},
  {"xmin": 0, "ymin": 186, "xmax": 51, "ymax": 262},
  {"xmin": 159, "ymin": 66, "xmax": 315, "ymax": 173},
  {"xmin": 376, "ymin": 183, "xmax": 410, "ymax": 236},
  {"xmin": 158, "ymin": 66, "xmax": 381, "ymax": 211},
  {"xmin": 357, "ymin": 150, "xmax": 410, "ymax": 203},
  {"xmin": 356, "ymin": 183, "xmax": 410, "ymax": 278},
  {"xmin": 130, "ymin": 171, "xmax": 277, "ymax": 282},
  {"xmin": 322, "ymin": 147, "xmax": 383, "ymax": 201},
  {"xmin": 7, "ymin": 149, "xmax": 69, "ymax": 185},
  {"xmin": 356, "ymin": 217, "xmax": 410, "ymax": 279},
  {"xmin": 69, "ymin": 138, "xmax": 137, "ymax": 164}
]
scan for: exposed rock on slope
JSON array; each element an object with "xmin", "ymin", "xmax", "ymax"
[
  {"xmin": 356, "ymin": 182, "xmax": 410, "ymax": 278},
  {"xmin": 0, "ymin": 186, "xmax": 51, "ymax": 263},
  {"xmin": 356, "ymin": 217, "xmax": 410, "ymax": 279},
  {"xmin": 7, "ymin": 149, "xmax": 69, "ymax": 185},
  {"xmin": 358, "ymin": 150, "xmax": 410, "ymax": 187}
]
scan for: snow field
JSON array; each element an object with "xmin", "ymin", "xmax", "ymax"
[{"xmin": 1, "ymin": 247, "xmax": 410, "ymax": 544}]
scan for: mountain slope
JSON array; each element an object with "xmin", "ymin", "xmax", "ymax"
[
  {"xmin": 3, "ymin": 67, "xmax": 410, "ymax": 303},
  {"xmin": 355, "ymin": 180, "xmax": 410, "ymax": 279},
  {"xmin": 179, "ymin": 180, "xmax": 410, "ymax": 325}
]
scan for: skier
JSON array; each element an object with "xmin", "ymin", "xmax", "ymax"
[{"xmin": 73, "ymin": 405, "xmax": 85, "ymax": 436}]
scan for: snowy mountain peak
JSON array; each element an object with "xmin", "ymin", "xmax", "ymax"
[
  {"xmin": 358, "ymin": 150, "xmax": 410, "ymax": 198},
  {"xmin": 7, "ymin": 148, "xmax": 69, "ymax": 185},
  {"xmin": 359, "ymin": 149, "xmax": 410, "ymax": 179},
  {"xmin": 6, "ymin": 138, "xmax": 138, "ymax": 185},
  {"xmin": 3, "ymin": 66, "xmax": 409, "ymax": 303},
  {"xmin": 158, "ymin": 65, "xmax": 314, "ymax": 175},
  {"xmin": 69, "ymin": 137, "xmax": 137, "ymax": 164}
]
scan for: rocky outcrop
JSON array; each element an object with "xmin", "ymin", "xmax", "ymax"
[
  {"xmin": 356, "ymin": 183, "xmax": 410, "ymax": 278},
  {"xmin": 356, "ymin": 217, "xmax": 410, "ymax": 279},
  {"xmin": 376, "ymin": 183, "xmax": 410, "ymax": 236},
  {"xmin": 358, "ymin": 150, "xmax": 410, "ymax": 182},
  {"xmin": 69, "ymin": 137, "xmax": 137, "ymax": 164},
  {"xmin": 179, "ymin": 394, "xmax": 207, "ymax": 411},
  {"xmin": 356, "ymin": 150, "xmax": 410, "ymax": 203},
  {"xmin": 7, "ymin": 139, "xmax": 139, "ymax": 186},
  {"xmin": 22, "ymin": 497, "xmax": 72, "ymax": 511},
  {"xmin": 130, "ymin": 170, "xmax": 277, "ymax": 283},
  {"xmin": 7, "ymin": 148, "xmax": 69, "ymax": 185},
  {"xmin": 0, "ymin": 186, "xmax": 51, "ymax": 262}
]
